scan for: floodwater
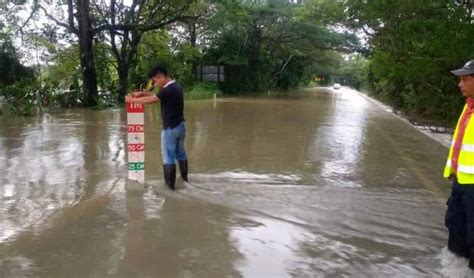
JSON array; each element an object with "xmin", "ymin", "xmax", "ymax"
[{"xmin": 0, "ymin": 87, "xmax": 465, "ymax": 277}]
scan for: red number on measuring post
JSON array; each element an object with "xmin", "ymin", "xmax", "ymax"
[
  {"xmin": 128, "ymin": 124, "xmax": 144, "ymax": 133},
  {"xmin": 128, "ymin": 144, "xmax": 145, "ymax": 152}
]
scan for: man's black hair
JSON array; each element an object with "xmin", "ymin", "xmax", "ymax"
[{"xmin": 148, "ymin": 65, "xmax": 168, "ymax": 78}]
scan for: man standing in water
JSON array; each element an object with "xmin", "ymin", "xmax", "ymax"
[
  {"xmin": 444, "ymin": 59, "xmax": 474, "ymax": 268},
  {"xmin": 125, "ymin": 65, "xmax": 188, "ymax": 190}
]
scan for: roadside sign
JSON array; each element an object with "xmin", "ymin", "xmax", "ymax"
[{"xmin": 196, "ymin": 65, "xmax": 225, "ymax": 82}]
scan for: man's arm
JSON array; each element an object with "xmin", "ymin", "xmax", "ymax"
[
  {"xmin": 125, "ymin": 93, "xmax": 159, "ymax": 104},
  {"xmin": 131, "ymin": 91, "xmax": 155, "ymax": 98}
]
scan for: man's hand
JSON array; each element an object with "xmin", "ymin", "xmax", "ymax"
[
  {"xmin": 125, "ymin": 95, "xmax": 134, "ymax": 103},
  {"xmin": 125, "ymin": 93, "xmax": 158, "ymax": 104},
  {"xmin": 131, "ymin": 91, "xmax": 143, "ymax": 98}
]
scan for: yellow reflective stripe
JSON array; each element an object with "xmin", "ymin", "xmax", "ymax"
[
  {"xmin": 460, "ymin": 151, "xmax": 474, "ymax": 164},
  {"xmin": 456, "ymin": 172, "xmax": 474, "ymax": 184},
  {"xmin": 446, "ymin": 160, "xmax": 452, "ymax": 167}
]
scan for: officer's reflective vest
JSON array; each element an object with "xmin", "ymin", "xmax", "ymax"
[{"xmin": 444, "ymin": 104, "xmax": 474, "ymax": 184}]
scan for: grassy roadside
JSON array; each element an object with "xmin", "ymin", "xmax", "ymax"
[{"xmin": 185, "ymin": 82, "xmax": 222, "ymax": 100}]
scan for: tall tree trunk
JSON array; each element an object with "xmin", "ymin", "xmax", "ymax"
[
  {"xmin": 112, "ymin": 29, "xmax": 142, "ymax": 101},
  {"xmin": 188, "ymin": 19, "xmax": 197, "ymax": 48},
  {"xmin": 185, "ymin": 18, "xmax": 198, "ymax": 82},
  {"xmin": 77, "ymin": 0, "xmax": 98, "ymax": 106},
  {"xmin": 117, "ymin": 61, "xmax": 129, "ymax": 101},
  {"xmin": 248, "ymin": 23, "xmax": 262, "ymax": 91}
]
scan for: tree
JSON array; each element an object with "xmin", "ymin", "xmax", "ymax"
[
  {"xmin": 343, "ymin": 0, "xmax": 474, "ymax": 124},
  {"xmin": 27, "ymin": 0, "xmax": 99, "ymax": 106},
  {"xmin": 17, "ymin": 0, "xmax": 193, "ymax": 105},
  {"xmin": 202, "ymin": 0, "xmax": 359, "ymax": 92},
  {"xmin": 0, "ymin": 39, "xmax": 34, "ymax": 86},
  {"xmin": 0, "ymin": 1, "xmax": 35, "ymax": 85},
  {"xmin": 98, "ymin": 0, "xmax": 193, "ymax": 99}
]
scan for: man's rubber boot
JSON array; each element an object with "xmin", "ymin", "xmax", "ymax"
[
  {"xmin": 163, "ymin": 164, "xmax": 176, "ymax": 190},
  {"xmin": 178, "ymin": 160, "xmax": 188, "ymax": 182}
]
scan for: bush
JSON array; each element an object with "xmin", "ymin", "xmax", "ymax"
[
  {"xmin": 0, "ymin": 80, "xmax": 42, "ymax": 115},
  {"xmin": 0, "ymin": 80, "xmax": 86, "ymax": 116},
  {"xmin": 186, "ymin": 82, "xmax": 222, "ymax": 99}
]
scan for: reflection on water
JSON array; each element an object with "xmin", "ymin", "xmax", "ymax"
[
  {"xmin": 0, "ymin": 88, "xmax": 455, "ymax": 276},
  {"xmin": 231, "ymin": 216, "xmax": 312, "ymax": 277},
  {"xmin": 309, "ymin": 89, "xmax": 369, "ymax": 188}
]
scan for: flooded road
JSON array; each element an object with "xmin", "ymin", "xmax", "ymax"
[{"xmin": 0, "ymin": 87, "xmax": 457, "ymax": 277}]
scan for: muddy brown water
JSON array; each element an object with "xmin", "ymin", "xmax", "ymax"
[{"xmin": 0, "ymin": 88, "xmax": 457, "ymax": 277}]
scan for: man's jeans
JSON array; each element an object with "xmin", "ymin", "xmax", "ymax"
[{"xmin": 161, "ymin": 121, "xmax": 187, "ymax": 164}]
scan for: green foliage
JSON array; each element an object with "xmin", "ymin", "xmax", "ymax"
[
  {"xmin": 170, "ymin": 42, "xmax": 201, "ymax": 89},
  {"xmin": 186, "ymin": 82, "xmax": 221, "ymax": 99},
  {"xmin": 131, "ymin": 31, "xmax": 175, "ymax": 89},
  {"xmin": 336, "ymin": 53, "xmax": 369, "ymax": 90},
  {"xmin": 94, "ymin": 43, "xmax": 117, "ymax": 94},
  {"xmin": 42, "ymin": 46, "xmax": 80, "ymax": 87},
  {"xmin": 0, "ymin": 79, "xmax": 88, "ymax": 116},
  {"xmin": 41, "ymin": 45, "xmax": 117, "ymax": 109},
  {"xmin": 343, "ymin": 0, "xmax": 474, "ymax": 125},
  {"xmin": 132, "ymin": 31, "xmax": 202, "ymax": 92},
  {"xmin": 202, "ymin": 0, "xmax": 359, "ymax": 94},
  {"xmin": 0, "ymin": 80, "xmax": 55, "ymax": 115},
  {"xmin": 93, "ymin": 92, "xmax": 118, "ymax": 110},
  {"xmin": 0, "ymin": 39, "xmax": 35, "ymax": 86},
  {"xmin": 1, "ymin": 0, "xmax": 362, "ymax": 114}
]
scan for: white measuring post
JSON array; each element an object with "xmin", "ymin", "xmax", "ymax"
[{"xmin": 127, "ymin": 102, "xmax": 145, "ymax": 183}]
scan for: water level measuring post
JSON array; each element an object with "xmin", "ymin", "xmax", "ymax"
[{"xmin": 127, "ymin": 102, "xmax": 145, "ymax": 183}]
